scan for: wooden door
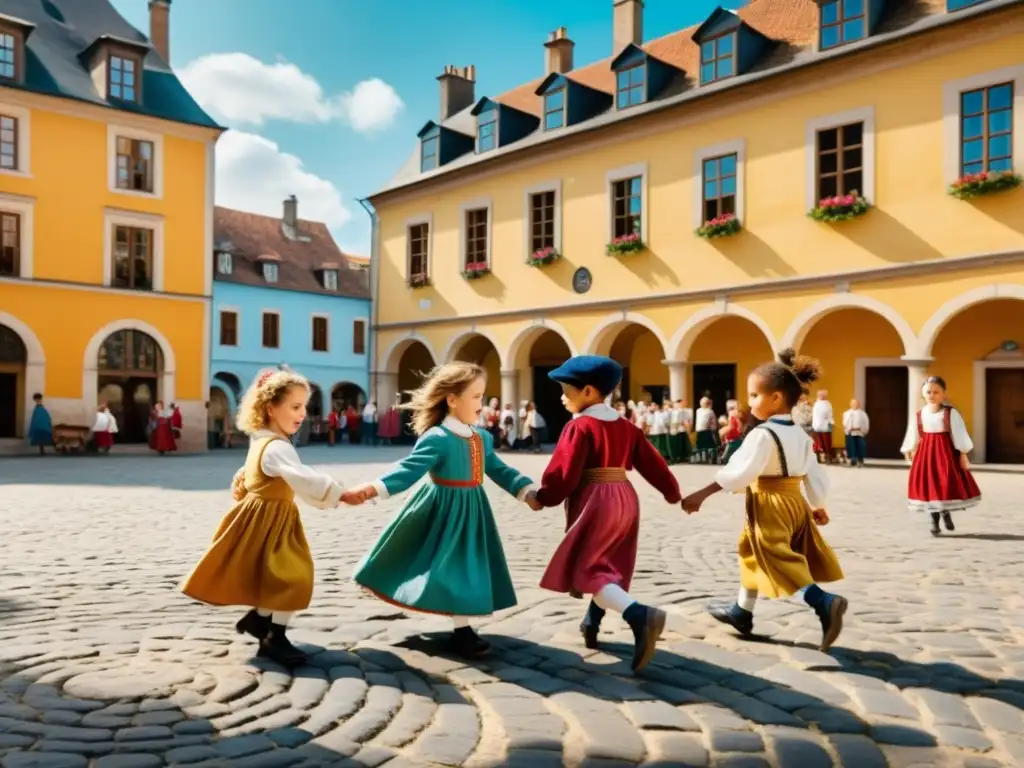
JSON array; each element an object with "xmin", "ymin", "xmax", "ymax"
[
  {"xmin": 122, "ymin": 377, "xmax": 156, "ymax": 444},
  {"xmin": 864, "ymin": 366, "xmax": 908, "ymax": 459},
  {"xmin": 692, "ymin": 364, "xmax": 737, "ymax": 416},
  {"xmin": 0, "ymin": 371, "xmax": 16, "ymax": 438},
  {"xmin": 986, "ymin": 368, "xmax": 1024, "ymax": 464}
]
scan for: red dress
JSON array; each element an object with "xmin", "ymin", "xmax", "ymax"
[
  {"xmin": 377, "ymin": 408, "xmax": 400, "ymax": 440},
  {"xmin": 907, "ymin": 406, "xmax": 981, "ymax": 513},
  {"xmin": 537, "ymin": 410, "xmax": 681, "ymax": 597},
  {"xmin": 149, "ymin": 414, "xmax": 177, "ymax": 453}
]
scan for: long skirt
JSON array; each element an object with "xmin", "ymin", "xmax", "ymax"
[
  {"xmin": 738, "ymin": 476, "xmax": 844, "ymax": 598},
  {"xmin": 695, "ymin": 430, "xmax": 718, "ymax": 462},
  {"xmin": 354, "ymin": 484, "xmax": 516, "ymax": 616},
  {"xmin": 94, "ymin": 431, "xmax": 114, "ymax": 450},
  {"xmin": 149, "ymin": 420, "xmax": 177, "ymax": 452},
  {"xmin": 722, "ymin": 438, "xmax": 744, "ymax": 464},
  {"xmin": 812, "ymin": 431, "xmax": 833, "ymax": 456},
  {"xmin": 669, "ymin": 432, "xmax": 691, "ymax": 464},
  {"xmin": 541, "ymin": 473, "xmax": 639, "ymax": 597},
  {"xmin": 648, "ymin": 433, "xmax": 671, "ymax": 462},
  {"xmin": 907, "ymin": 432, "xmax": 981, "ymax": 513},
  {"xmin": 182, "ymin": 498, "xmax": 314, "ymax": 612}
]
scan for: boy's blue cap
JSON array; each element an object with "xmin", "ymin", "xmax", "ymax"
[{"xmin": 548, "ymin": 355, "xmax": 623, "ymax": 396}]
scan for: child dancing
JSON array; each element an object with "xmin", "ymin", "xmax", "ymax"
[
  {"xmin": 682, "ymin": 349, "xmax": 847, "ymax": 652},
  {"xmin": 347, "ymin": 363, "xmax": 535, "ymax": 658},
  {"xmin": 901, "ymin": 375, "xmax": 980, "ymax": 536},
  {"xmin": 182, "ymin": 370, "xmax": 353, "ymax": 668},
  {"xmin": 525, "ymin": 355, "xmax": 681, "ymax": 673}
]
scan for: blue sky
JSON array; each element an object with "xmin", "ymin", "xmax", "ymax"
[{"xmin": 110, "ymin": 0, "xmax": 725, "ymax": 255}]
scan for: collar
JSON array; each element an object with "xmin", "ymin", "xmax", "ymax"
[
  {"xmin": 768, "ymin": 415, "xmax": 794, "ymax": 425},
  {"xmin": 576, "ymin": 403, "xmax": 620, "ymax": 422},
  {"xmin": 441, "ymin": 415, "xmax": 474, "ymax": 437}
]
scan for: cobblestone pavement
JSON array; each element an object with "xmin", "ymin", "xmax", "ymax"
[{"xmin": 1, "ymin": 447, "xmax": 1023, "ymax": 768}]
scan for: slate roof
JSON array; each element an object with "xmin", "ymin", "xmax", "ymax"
[
  {"xmin": 371, "ymin": 0, "xmax": 1020, "ymax": 199},
  {"xmin": 0, "ymin": 0, "xmax": 220, "ymax": 130},
  {"xmin": 213, "ymin": 207, "xmax": 370, "ymax": 300}
]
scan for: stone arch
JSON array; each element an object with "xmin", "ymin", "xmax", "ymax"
[
  {"xmin": 0, "ymin": 312, "xmax": 45, "ymax": 439},
  {"xmin": 442, "ymin": 328, "xmax": 507, "ymax": 368},
  {"xmin": 82, "ymin": 319, "xmax": 176, "ymax": 411},
  {"xmin": 780, "ymin": 294, "xmax": 918, "ymax": 356},
  {"xmin": 505, "ymin": 320, "xmax": 579, "ymax": 370},
  {"xmin": 212, "ymin": 371, "xmax": 243, "ymax": 407},
  {"xmin": 668, "ymin": 302, "xmax": 778, "ymax": 361},
  {"xmin": 918, "ymin": 284, "xmax": 1024, "ymax": 357},
  {"xmin": 331, "ymin": 381, "xmax": 367, "ymax": 409},
  {"xmin": 382, "ymin": 336, "xmax": 439, "ymax": 375},
  {"xmin": 582, "ymin": 311, "xmax": 669, "ymax": 358},
  {"xmin": 209, "ymin": 379, "xmax": 237, "ymax": 415}
]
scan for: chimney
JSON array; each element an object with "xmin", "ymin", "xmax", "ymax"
[
  {"xmin": 148, "ymin": 0, "xmax": 171, "ymax": 64},
  {"xmin": 613, "ymin": 0, "xmax": 644, "ymax": 53},
  {"xmin": 544, "ymin": 27, "xmax": 574, "ymax": 75},
  {"xmin": 283, "ymin": 195, "xmax": 297, "ymax": 229},
  {"xmin": 437, "ymin": 65, "xmax": 476, "ymax": 121}
]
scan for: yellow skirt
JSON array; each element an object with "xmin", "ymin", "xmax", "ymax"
[
  {"xmin": 181, "ymin": 497, "xmax": 314, "ymax": 612},
  {"xmin": 738, "ymin": 476, "xmax": 843, "ymax": 598}
]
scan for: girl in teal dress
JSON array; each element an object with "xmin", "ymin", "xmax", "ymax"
[{"xmin": 348, "ymin": 362, "xmax": 537, "ymax": 658}]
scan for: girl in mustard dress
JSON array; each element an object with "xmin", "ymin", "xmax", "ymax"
[
  {"xmin": 682, "ymin": 349, "xmax": 847, "ymax": 652},
  {"xmin": 347, "ymin": 362, "xmax": 536, "ymax": 659},
  {"xmin": 182, "ymin": 370, "xmax": 351, "ymax": 668}
]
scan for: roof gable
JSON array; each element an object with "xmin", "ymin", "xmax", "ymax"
[
  {"xmin": 610, "ymin": 42, "xmax": 648, "ymax": 71},
  {"xmin": 692, "ymin": 7, "xmax": 743, "ymax": 41}
]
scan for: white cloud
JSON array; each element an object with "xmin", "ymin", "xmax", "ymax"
[
  {"xmin": 178, "ymin": 53, "xmax": 403, "ymax": 133},
  {"xmin": 215, "ymin": 130, "xmax": 351, "ymax": 230}
]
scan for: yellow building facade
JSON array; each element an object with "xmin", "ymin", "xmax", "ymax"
[
  {"xmin": 0, "ymin": 0, "xmax": 220, "ymax": 451},
  {"xmin": 368, "ymin": 0, "xmax": 1024, "ymax": 463}
]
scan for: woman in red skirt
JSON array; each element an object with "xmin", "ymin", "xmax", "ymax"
[{"xmin": 901, "ymin": 375, "xmax": 980, "ymax": 536}]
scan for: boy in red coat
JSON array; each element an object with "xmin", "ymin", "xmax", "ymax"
[{"xmin": 525, "ymin": 355, "xmax": 682, "ymax": 673}]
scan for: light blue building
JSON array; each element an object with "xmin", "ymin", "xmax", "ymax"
[{"xmin": 208, "ymin": 198, "xmax": 371, "ymax": 445}]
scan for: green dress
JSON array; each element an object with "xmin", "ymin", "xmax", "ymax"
[{"xmin": 353, "ymin": 420, "xmax": 533, "ymax": 616}]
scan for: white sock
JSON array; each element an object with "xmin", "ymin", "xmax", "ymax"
[
  {"xmin": 452, "ymin": 616, "xmax": 471, "ymax": 629},
  {"xmin": 592, "ymin": 583, "xmax": 635, "ymax": 615},
  {"xmin": 271, "ymin": 611, "xmax": 293, "ymax": 625},
  {"xmin": 738, "ymin": 587, "xmax": 758, "ymax": 612},
  {"xmin": 256, "ymin": 608, "xmax": 271, "ymax": 617}
]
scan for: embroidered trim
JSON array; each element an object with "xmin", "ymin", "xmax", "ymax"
[
  {"xmin": 432, "ymin": 475, "xmax": 481, "ymax": 488},
  {"xmin": 469, "ymin": 433, "xmax": 484, "ymax": 485}
]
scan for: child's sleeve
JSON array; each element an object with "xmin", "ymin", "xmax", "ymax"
[
  {"xmin": 480, "ymin": 429, "xmax": 535, "ymax": 500},
  {"xmin": 371, "ymin": 429, "xmax": 446, "ymax": 499},
  {"xmin": 803, "ymin": 446, "xmax": 829, "ymax": 509},
  {"xmin": 713, "ymin": 428, "xmax": 772, "ymax": 493},
  {"xmin": 261, "ymin": 441, "xmax": 343, "ymax": 509},
  {"xmin": 536, "ymin": 420, "xmax": 589, "ymax": 507},
  {"xmin": 632, "ymin": 428, "xmax": 681, "ymax": 503},
  {"xmin": 900, "ymin": 417, "xmax": 918, "ymax": 455},
  {"xmin": 949, "ymin": 408, "xmax": 974, "ymax": 453}
]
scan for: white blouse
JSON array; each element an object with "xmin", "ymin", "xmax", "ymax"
[
  {"xmin": 252, "ymin": 430, "xmax": 344, "ymax": 509},
  {"xmin": 695, "ymin": 407, "xmax": 716, "ymax": 431},
  {"xmin": 648, "ymin": 411, "xmax": 668, "ymax": 435},
  {"xmin": 714, "ymin": 417, "xmax": 828, "ymax": 510},
  {"xmin": 812, "ymin": 400, "xmax": 834, "ymax": 432},
  {"xmin": 900, "ymin": 407, "xmax": 973, "ymax": 454},
  {"xmin": 842, "ymin": 408, "xmax": 870, "ymax": 435}
]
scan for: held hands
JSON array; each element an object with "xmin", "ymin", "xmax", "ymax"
[
  {"xmin": 812, "ymin": 508, "xmax": 830, "ymax": 526},
  {"xmin": 524, "ymin": 490, "xmax": 543, "ymax": 511},
  {"xmin": 231, "ymin": 469, "xmax": 246, "ymax": 502},
  {"xmin": 681, "ymin": 493, "xmax": 704, "ymax": 515},
  {"xmin": 339, "ymin": 483, "xmax": 379, "ymax": 507}
]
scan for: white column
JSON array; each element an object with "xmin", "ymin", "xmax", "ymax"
[
  {"xmin": 375, "ymin": 372, "xmax": 398, "ymax": 410},
  {"xmin": 500, "ymin": 369, "xmax": 518, "ymax": 409},
  {"xmin": 902, "ymin": 358, "xmax": 932, "ymax": 451},
  {"xmin": 662, "ymin": 360, "xmax": 687, "ymax": 402}
]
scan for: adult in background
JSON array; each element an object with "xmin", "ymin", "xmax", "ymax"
[
  {"xmin": 377, "ymin": 397, "xmax": 400, "ymax": 445},
  {"xmin": 92, "ymin": 402, "xmax": 117, "ymax": 454},
  {"xmin": 812, "ymin": 390, "xmax": 835, "ymax": 464},
  {"xmin": 327, "ymin": 405, "xmax": 340, "ymax": 446},
  {"xmin": 345, "ymin": 403, "xmax": 361, "ymax": 444},
  {"xmin": 28, "ymin": 393, "xmax": 52, "ymax": 455},
  {"xmin": 149, "ymin": 400, "xmax": 177, "ymax": 455},
  {"xmin": 362, "ymin": 400, "xmax": 378, "ymax": 445}
]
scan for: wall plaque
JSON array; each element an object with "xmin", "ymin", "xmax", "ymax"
[{"xmin": 572, "ymin": 267, "xmax": 592, "ymax": 294}]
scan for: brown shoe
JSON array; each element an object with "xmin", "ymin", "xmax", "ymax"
[
  {"xmin": 819, "ymin": 596, "xmax": 848, "ymax": 652},
  {"xmin": 630, "ymin": 607, "xmax": 667, "ymax": 673}
]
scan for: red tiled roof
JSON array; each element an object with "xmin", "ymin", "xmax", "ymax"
[{"xmin": 214, "ymin": 206, "xmax": 370, "ymax": 299}]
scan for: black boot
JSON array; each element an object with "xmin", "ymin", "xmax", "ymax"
[
  {"xmin": 804, "ymin": 585, "xmax": 848, "ymax": 652},
  {"xmin": 930, "ymin": 512, "xmax": 941, "ymax": 536},
  {"xmin": 941, "ymin": 511, "xmax": 955, "ymax": 532},
  {"xmin": 708, "ymin": 602, "xmax": 754, "ymax": 637},
  {"xmin": 580, "ymin": 600, "xmax": 605, "ymax": 650},
  {"xmin": 235, "ymin": 609, "xmax": 271, "ymax": 641},
  {"xmin": 258, "ymin": 623, "xmax": 308, "ymax": 668},
  {"xmin": 450, "ymin": 626, "xmax": 490, "ymax": 658},
  {"xmin": 623, "ymin": 602, "xmax": 666, "ymax": 674}
]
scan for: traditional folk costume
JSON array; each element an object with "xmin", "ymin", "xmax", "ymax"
[
  {"xmin": 842, "ymin": 406, "xmax": 870, "ymax": 466},
  {"xmin": 536, "ymin": 356, "xmax": 681, "ymax": 673},
  {"xmin": 362, "ymin": 402, "xmax": 378, "ymax": 445},
  {"xmin": 721, "ymin": 412, "xmax": 744, "ymax": 464},
  {"xmin": 792, "ymin": 400, "xmax": 813, "ymax": 435},
  {"xmin": 811, "ymin": 397, "xmax": 834, "ymax": 461},
  {"xmin": 708, "ymin": 415, "xmax": 847, "ymax": 651},
  {"xmin": 377, "ymin": 405, "xmax": 400, "ymax": 444},
  {"xmin": 182, "ymin": 430, "xmax": 345, "ymax": 667},
  {"xmin": 901, "ymin": 405, "xmax": 981, "ymax": 536},
  {"xmin": 92, "ymin": 408, "xmax": 117, "ymax": 453},
  {"xmin": 647, "ymin": 408, "xmax": 671, "ymax": 462},
  {"xmin": 694, "ymin": 405, "xmax": 718, "ymax": 464},
  {"xmin": 149, "ymin": 408, "xmax": 177, "ymax": 454},
  {"xmin": 667, "ymin": 404, "xmax": 691, "ymax": 464},
  {"xmin": 170, "ymin": 405, "xmax": 183, "ymax": 439},
  {"xmin": 354, "ymin": 417, "xmax": 534, "ymax": 657},
  {"xmin": 28, "ymin": 401, "xmax": 53, "ymax": 453}
]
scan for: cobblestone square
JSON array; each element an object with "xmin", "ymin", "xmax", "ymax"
[{"xmin": 1, "ymin": 448, "xmax": 1022, "ymax": 767}]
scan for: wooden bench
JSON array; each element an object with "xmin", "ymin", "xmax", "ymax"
[{"xmin": 53, "ymin": 424, "xmax": 90, "ymax": 454}]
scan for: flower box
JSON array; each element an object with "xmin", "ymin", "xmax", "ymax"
[
  {"xmin": 606, "ymin": 233, "xmax": 645, "ymax": 255},
  {"xmin": 462, "ymin": 261, "xmax": 490, "ymax": 280},
  {"xmin": 409, "ymin": 274, "xmax": 430, "ymax": 288},
  {"xmin": 808, "ymin": 192, "xmax": 870, "ymax": 222},
  {"xmin": 696, "ymin": 213, "xmax": 742, "ymax": 239},
  {"xmin": 527, "ymin": 246, "xmax": 561, "ymax": 267},
  {"xmin": 948, "ymin": 170, "xmax": 1022, "ymax": 200}
]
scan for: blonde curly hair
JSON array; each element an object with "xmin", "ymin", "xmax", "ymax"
[
  {"xmin": 402, "ymin": 362, "xmax": 485, "ymax": 436},
  {"xmin": 236, "ymin": 369, "xmax": 311, "ymax": 435}
]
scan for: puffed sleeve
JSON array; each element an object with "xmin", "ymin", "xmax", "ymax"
[
  {"xmin": 632, "ymin": 427, "xmax": 681, "ymax": 503},
  {"xmin": 714, "ymin": 428, "xmax": 773, "ymax": 493},
  {"xmin": 536, "ymin": 420, "xmax": 590, "ymax": 507},
  {"xmin": 480, "ymin": 429, "xmax": 534, "ymax": 500},
  {"xmin": 900, "ymin": 416, "xmax": 919, "ymax": 455},
  {"xmin": 949, "ymin": 408, "xmax": 974, "ymax": 453},
  {"xmin": 371, "ymin": 428, "xmax": 446, "ymax": 500},
  {"xmin": 261, "ymin": 440, "xmax": 344, "ymax": 509},
  {"xmin": 802, "ymin": 450, "xmax": 829, "ymax": 510}
]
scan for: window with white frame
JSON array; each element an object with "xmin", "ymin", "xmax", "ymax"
[
  {"xmin": 0, "ymin": 210, "xmax": 19, "ymax": 277},
  {"xmin": 942, "ymin": 66, "xmax": 1022, "ymax": 184},
  {"xmin": 323, "ymin": 269, "xmax": 338, "ymax": 290},
  {"xmin": 108, "ymin": 125, "xmax": 162, "ymax": 198},
  {"xmin": 216, "ymin": 251, "xmax": 232, "ymax": 275},
  {"xmin": 407, "ymin": 219, "xmax": 430, "ymax": 285},
  {"xmin": 103, "ymin": 209, "xmax": 163, "ymax": 291},
  {"xmin": 606, "ymin": 163, "xmax": 648, "ymax": 244},
  {"xmin": 804, "ymin": 107, "xmax": 875, "ymax": 209},
  {"xmin": 262, "ymin": 262, "xmax": 278, "ymax": 283}
]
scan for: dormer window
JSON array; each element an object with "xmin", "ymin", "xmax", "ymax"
[
  {"xmin": 700, "ymin": 33, "xmax": 736, "ymax": 84},
  {"xmin": 820, "ymin": 0, "xmax": 866, "ymax": 50},
  {"xmin": 216, "ymin": 251, "xmax": 232, "ymax": 275},
  {"xmin": 108, "ymin": 53, "xmax": 140, "ymax": 102},
  {"xmin": 262, "ymin": 262, "xmax": 278, "ymax": 283},
  {"xmin": 544, "ymin": 89, "xmax": 565, "ymax": 130},
  {"xmin": 323, "ymin": 269, "xmax": 338, "ymax": 290},
  {"xmin": 421, "ymin": 127, "xmax": 440, "ymax": 172},
  {"xmin": 616, "ymin": 64, "xmax": 645, "ymax": 109},
  {"xmin": 0, "ymin": 31, "xmax": 17, "ymax": 80},
  {"xmin": 477, "ymin": 108, "xmax": 497, "ymax": 153}
]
